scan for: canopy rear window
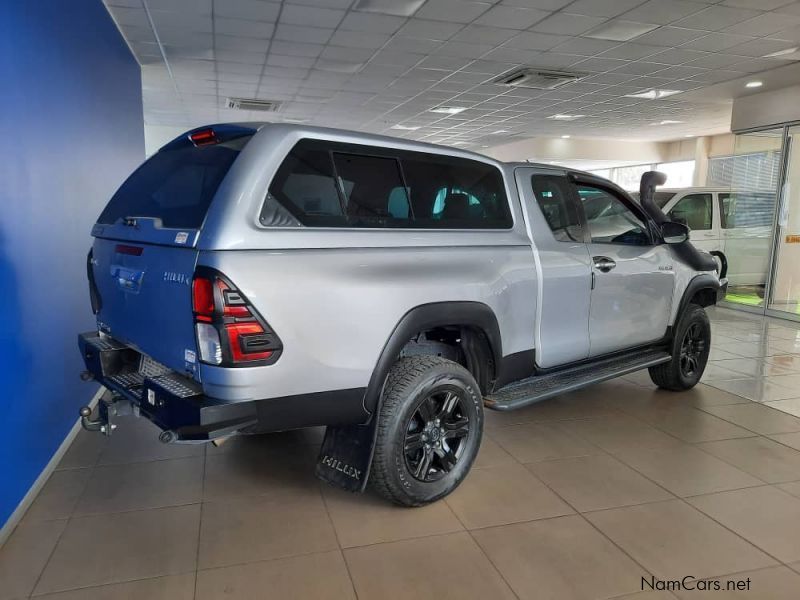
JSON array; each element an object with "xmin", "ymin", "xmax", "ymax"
[{"xmin": 98, "ymin": 129, "xmax": 253, "ymax": 229}]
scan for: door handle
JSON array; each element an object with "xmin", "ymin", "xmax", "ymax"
[{"xmin": 593, "ymin": 256, "xmax": 616, "ymax": 272}]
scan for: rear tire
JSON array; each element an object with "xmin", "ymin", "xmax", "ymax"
[
  {"xmin": 649, "ymin": 303, "xmax": 711, "ymax": 391},
  {"xmin": 370, "ymin": 356, "xmax": 483, "ymax": 507}
]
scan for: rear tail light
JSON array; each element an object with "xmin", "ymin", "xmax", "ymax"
[
  {"xmin": 189, "ymin": 128, "xmax": 218, "ymax": 146},
  {"xmin": 191, "ymin": 269, "xmax": 282, "ymax": 366}
]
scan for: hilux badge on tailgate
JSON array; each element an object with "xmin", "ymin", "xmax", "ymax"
[{"xmin": 163, "ymin": 271, "xmax": 191, "ymax": 286}]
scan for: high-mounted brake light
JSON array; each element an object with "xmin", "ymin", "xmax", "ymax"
[
  {"xmin": 189, "ymin": 129, "xmax": 218, "ymax": 146},
  {"xmin": 191, "ymin": 270, "xmax": 282, "ymax": 366},
  {"xmin": 115, "ymin": 244, "xmax": 144, "ymax": 256}
]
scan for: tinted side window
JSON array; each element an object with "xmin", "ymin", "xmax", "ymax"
[
  {"xmin": 530, "ymin": 175, "xmax": 583, "ymax": 242},
  {"xmin": 265, "ymin": 139, "xmax": 512, "ymax": 229},
  {"xmin": 577, "ymin": 185, "xmax": 650, "ymax": 245},
  {"xmin": 668, "ymin": 193, "xmax": 712, "ymax": 230},
  {"xmin": 401, "ymin": 154, "xmax": 511, "ymax": 229},
  {"xmin": 719, "ymin": 192, "xmax": 776, "ymax": 229}
]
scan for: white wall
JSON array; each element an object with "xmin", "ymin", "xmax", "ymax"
[
  {"xmin": 732, "ymin": 84, "xmax": 800, "ymax": 132},
  {"xmin": 486, "ymin": 136, "xmax": 669, "ymax": 164}
]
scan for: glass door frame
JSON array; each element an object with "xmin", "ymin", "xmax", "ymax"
[{"xmin": 719, "ymin": 122, "xmax": 800, "ymax": 322}]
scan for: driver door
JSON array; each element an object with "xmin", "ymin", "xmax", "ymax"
[{"xmin": 573, "ymin": 180, "xmax": 676, "ymax": 357}]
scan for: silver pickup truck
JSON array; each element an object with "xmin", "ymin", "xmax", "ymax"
[{"xmin": 78, "ymin": 123, "xmax": 725, "ymax": 506}]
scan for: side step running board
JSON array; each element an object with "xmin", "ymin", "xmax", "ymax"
[{"xmin": 484, "ymin": 349, "xmax": 671, "ymax": 411}]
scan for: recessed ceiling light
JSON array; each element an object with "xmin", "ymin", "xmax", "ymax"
[
  {"xmin": 764, "ymin": 46, "xmax": 799, "ymax": 58},
  {"xmin": 492, "ymin": 129, "xmax": 509, "ymax": 134},
  {"xmin": 452, "ymin": 141, "xmax": 469, "ymax": 146},
  {"xmin": 684, "ymin": 134, "xmax": 694, "ymax": 138},
  {"xmin": 354, "ymin": 0, "xmax": 426, "ymax": 17},
  {"xmin": 561, "ymin": 135, "xmax": 571, "ymax": 139},
  {"xmin": 626, "ymin": 89, "xmax": 682, "ymax": 99},
  {"xmin": 547, "ymin": 114, "xmax": 585, "ymax": 121},
  {"xmin": 391, "ymin": 124, "xmax": 420, "ymax": 131},
  {"xmin": 585, "ymin": 20, "xmax": 659, "ymax": 42},
  {"xmin": 281, "ymin": 117, "xmax": 310, "ymax": 123},
  {"xmin": 745, "ymin": 80, "xmax": 763, "ymax": 88},
  {"xmin": 430, "ymin": 106, "xmax": 468, "ymax": 114},
  {"xmin": 653, "ymin": 120, "xmax": 684, "ymax": 125}
]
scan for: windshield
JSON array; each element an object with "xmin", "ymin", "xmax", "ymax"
[{"xmin": 98, "ymin": 132, "xmax": 253, "ymax": 229}]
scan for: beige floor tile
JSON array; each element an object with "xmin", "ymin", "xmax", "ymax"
[
  {"xmin": 709, "ymin": 347, "xmax": 745, "ymax": 361},
  {"xmin": 778, "ymin": 481, "xmax": 800, "ymax": 498},
  {"xmin": 473, "ymin": 514, "xmax": 645, "ymax": 600},
  {"xmin": 490, "ymin": 421, "xmax": 600, "ymax": 463},
  {"xmin": 472, "ymin": 434, "xmax": 516, "ymax": 469},
  {"xmin": 56, "ymin": 430, "xmax": 107, "ymax": 470},
  {"xmin": 640, "ymin": 407, "xmax": 754, "ymax": 443},
  {"xmin": 97, "ymin": 416, "xmax": 203, "ymax": 465},
  {"xmin": 322, "ymin": 487, "xmax": 463, "ymax": 548},
  {"xmin": 196, "ymin": 551, "xmax": 354, "ymax": 600},
  {"xmin": 0, "ymin": 519, "xmax": 67, "ymax": 600},
  {"xmin": 697, "ymin": 437, "xmax": 800, "ymax": 483},
  {"xmin": 673, "ymin": 566, "xmax": 800, "ymax": 600},
  {"xmin": 586, "ymin": 500, "xmax": 776, "ymax": 579},
  {"xmin": 205, "ymin": 428, "xmax": 325, "ymax": 455},
  {"xmin": 483, "ymin": 395, "xmax": 615, "ymax": 430},
  {"xmin": 198, "ymin": 490, "xmax": 338, "ymax": 569},
  {"xmin": 74, "ymin": 456, "xmax": 203, "ymax": 516},
  {"xmin": 713, "ymin": 342, "xmax": 769, "ymax": 359},
  {"xmin": 688, "ymin": 486, "xmax": 800, "ymax": 563},
  {"xmin": 712, "ymin": 358, "xmax": 796, "ymax": 378},
  {"xmin": 344, "ymin": 532, "xmax": 515, "ymax": 600},
  {"xmin": 614, "ymin": 443, "xmax": 763, "ymax": 497},
  {"xmin": 203, "ymin": 442, "xmax": 318, "ymax": 500},
  {"xmin": 765, "ymin": 397, "xmax": 800, "ymax": 418},
  {"xmin": 527, "ymin": 454, "xmax": 673, "ymax": 512},
  {"xmin": 768, "ymin": 431, "xmax": 800, "ymax": 451},
  {"xmin": 702, "ymin": 403, "xmax": 800, "ymax": 434},
  {"xmin": 684, "ymin": 384, "xmax": 752, "ymax": 408},
  {"xmin": 22, "ymin": 469, "xmax": 91, "ymax": 522},
  {"xmin": 765, "ymin": 354, "xmax": 800, "ymax": 371},
  {"xmin": 705, "ymin": 379, "xmax": 800, "ymax": 403},
  {"xmin": 559, "ymin": 415, "xmax": 685, "ymax": 454},
  {"xmin": 31, "ymin": 573, "xmax": 195, "ymax": 600},
  {"xmin": 35, "ymin": 505, "xmax": 199, "ymax": 595},
  {"xmin": 701, "ymin": 363, "xmax": 752, "ymax": 382},
  {"xmin": 445, "ymin": 462, "xmax": 573, "ymax": 529}
]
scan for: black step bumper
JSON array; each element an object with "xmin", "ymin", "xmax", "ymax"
[{"xmin": 78, "ymin": 332, "xmax": 257, "ymax": 442}]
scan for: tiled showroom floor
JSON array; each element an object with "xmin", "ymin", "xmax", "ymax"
[{"xmin": 4, "ymin": 306, "xmax": 800, "ymax": 599}]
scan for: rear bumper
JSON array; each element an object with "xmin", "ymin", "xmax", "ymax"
[
  {"xmin": 78, "ymin": 332, "xmax": 370, "ymax": 442},
  {"xmin": 79, "ymin": 332, "xmax": 257, "ymax": 441}
]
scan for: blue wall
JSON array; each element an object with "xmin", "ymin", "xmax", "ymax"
[{"xmin": 0, "ymin": 1, "xmax": 144, "ymax": 527}]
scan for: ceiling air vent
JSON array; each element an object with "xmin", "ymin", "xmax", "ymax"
[
  {"xmin": 495, "ymin": 69, "xmax": 583, "ymax": 90},
  {"xmin": 226, "ymin": 97, "xmax": 281, "ymax": 112}
]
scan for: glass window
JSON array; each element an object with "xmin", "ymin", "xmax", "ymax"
[
  {"xmin": 614, "ymin": 164, "xmax": 653, "ymax": 191},
  {"xmin": 720, "ymin": 192, "xmax": 777, "ymax": 229},
  {"xmin": 99, "ymin": 134, "xmax": 253, "ymax": 229},
  {"xmin": 530, "ymin": 175, "xmax": 583, "ymax": 242},
  {"xmin": 266, "ymin": 139, "xmax": 512, "ymax": 229},
  {"xmin": 332, "ymin": 152, "xmax": 410, "ymax": 224},
  {"xmin": 668, "ymin": 193, "xmax": 712, "ymax": 230},
  {"xmin": 577, "ymin": 184, "xmax": 650, "ymax": 245},
  {"xmin": 656, "ymin": 160, "xmax": 695, "ymax": 188}
]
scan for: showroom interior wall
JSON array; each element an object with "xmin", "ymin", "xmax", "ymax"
[{"xmin": 0, "ymin": 1, "xmax": 144, "ymax": 536}]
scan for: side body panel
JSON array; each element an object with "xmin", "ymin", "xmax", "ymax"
[{"xmin": 198, "ymin": 245, "xmax": 537, "ymax": 401}]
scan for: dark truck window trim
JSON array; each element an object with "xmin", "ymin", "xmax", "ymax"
[
  {"xmin": 264, "ymin": 138, "xmax": 513, "ymax": 230},
  {"xmin": 98, "ymin": 127, "xmax": 254, "ymax": 230}
]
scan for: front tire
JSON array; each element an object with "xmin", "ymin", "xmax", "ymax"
[
  {"xmin": 370, "ymin": 356, "xmax": 483, "ymax": 506},
  {"xmin": 649, "ymin": 303, "xmax": 711, "ymax": 391}
]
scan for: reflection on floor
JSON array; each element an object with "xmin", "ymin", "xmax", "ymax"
[{"xmin": 3, "ymin": 307, "xmax": 800, "ymax": 599}]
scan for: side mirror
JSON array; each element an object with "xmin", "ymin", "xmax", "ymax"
[{"xmin": 662, "ymin": 221, "xmax": 689, "ymax": 244}]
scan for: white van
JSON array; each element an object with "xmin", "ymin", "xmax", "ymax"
[{"xmin": 635, "ymin": 187, "xmax": 776, "ymax": 291}]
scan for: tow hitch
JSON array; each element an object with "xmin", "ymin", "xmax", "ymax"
[{"xmin": 79, "ymin": 392, "xmax": 133, "ymax": 437}]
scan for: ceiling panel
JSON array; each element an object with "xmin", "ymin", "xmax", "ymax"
[{"xmin": 105, "ymin": 0, "xmax": 800, "ymax": 147}]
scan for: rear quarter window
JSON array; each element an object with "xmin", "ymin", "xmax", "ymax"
[
  {"xmin": 98, "ymin": 133, "xmax": 252, "ymax": 229},
  {"xmin": 264, "ymin": 139, "xmax": 512, "ymax": 229}
]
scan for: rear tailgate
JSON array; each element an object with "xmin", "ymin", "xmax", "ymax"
[
  {"xmin": 88, "ymin": 124, "xmax": 256, "ymax": 377},
  {"xmin": 92, "ymin": 234, "xmax": 199, "ymax": 376}
]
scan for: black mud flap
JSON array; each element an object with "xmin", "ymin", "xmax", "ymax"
[{"xmin": 315, "ymin": 420, "xmax": 378, "ymax": 493}]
